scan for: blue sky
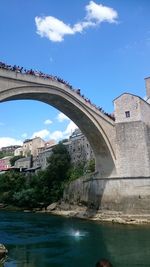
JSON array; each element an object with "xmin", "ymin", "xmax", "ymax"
[{"xmin": 0, "ymin": 0, "xmax": 150, "ymax": 148}]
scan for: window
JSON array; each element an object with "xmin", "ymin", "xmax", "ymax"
[{"xmin": 125, "ymin": 111, "xmax": 130, "ymax": 118}]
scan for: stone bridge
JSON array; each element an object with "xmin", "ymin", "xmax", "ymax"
[{"xmin": 0, "ymin": 68, "xmax": 116, "ymax": 177}]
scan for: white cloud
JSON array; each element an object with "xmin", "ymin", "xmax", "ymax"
[
  {"xmin": 32, "ymin": 129, "xmax": 50, "ymax": 139},
  {"xmin": 49, "ymin": 130, "xmax": 63, "ymax": 140},
  {"xmin": 63, "ymin": 121, "xmax": 78, "ymax": 138},
  {"xmin": 85, "ymin": 1, "xmax": 118, "ymax": 23},
  {"xmin": 35, "ymin": 16, "xmax": 74, "ymax": 42},
  {"xmin": 44, "ymin": 119, "xmax": 53, "ymax": 125},
  {"xmin": 57, "ymin": 112, "xmax": 70, "ymax": 122},
  {"xmin": 0, "ymin": 137, "xmax": 22, "ymax": 148},
  {"xmin": 73, "ymin": 21, "xmax": 95, "ymax": 33},
  {"xmin": 0, "ymin": 121, "xmax": 78, "ymax": 148},
  {"xmin": 48, "ymin": 121, "xmax": 78, "ymax": 141},
  {"xmin": 35, "ymin": 1, "xmax": 118, "ymax": 42}
]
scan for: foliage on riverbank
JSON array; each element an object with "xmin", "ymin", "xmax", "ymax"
[{"xmin": 0, "ymin": 142, "xmax": 94, "ymax": 209}]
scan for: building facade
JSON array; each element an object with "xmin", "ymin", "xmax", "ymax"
[
  {"xmin": 23, "ymin": 137, "xmax": 45, "ymax": 157},
  {"xmin": 0, "ymin": 156, "xmax": 12, "ymax": 171},
  {"xmin": 114, "ymin": 92, "xmax": 150, "ymax": 177},
  {"xmin": 14, "ymin": 156, "xmax": 32, "ymax": 170},
  {"xmin": 65, "ymin": 128, "xmax": 94, "ymax": 165},
  {"xmin": 14, "ymin": 146, "xmax": 23, "ymax": 156},
  {"xmin": 32, "ymin": 130, "xmax": 94, "ymax": 170},
  {"xmin": 0, "ymin": 145, "xmax": 21, "ymax": 154},
  {"xmin": 33, "ymin": 147, "xmax": 53, "ymax": 170}
]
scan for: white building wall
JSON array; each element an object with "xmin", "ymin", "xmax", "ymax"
[{"xmin": 14, "ymin": 147, "xmax": 23, "ymax": 156}]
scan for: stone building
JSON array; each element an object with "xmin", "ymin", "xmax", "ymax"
[
  {"xmin": 0, "ymin": 156, "xmax": 12, "ymax": 171},
  {"xmin": 14, "ymin": 146, "xmax": 23, "ymax": 156},
  {"xmin": 33, "ymin": 147, "xmax": 53, "ymax": 170},
  {"xmin": 65, "ymin": 128, "xmax": 94, "ymax": 165},
  {"xmin": 32, "ymin": 129, "xmax": 94, "ymax": 170},
  {"xmin": 0, "ymin": 145, "xmax": 21, "ymax": 154},
  {"xmin": 114, "ymin": 92, "xmax": 150, "ymax": 177},
  {"xmin": 33, "ymin": 141, "xmax": 56, "ymax": 170},
  {"xmin": 14, "ymin": 156, "xmax": 32, "ymax": 170},
  {"xmin": 23, "ymin": 137, "xmax": 45, "ymax": 157}
]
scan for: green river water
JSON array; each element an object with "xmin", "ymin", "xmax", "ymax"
[{"xmin": 0, "ymin": 211, "xmax": 150, "ymax": 267}]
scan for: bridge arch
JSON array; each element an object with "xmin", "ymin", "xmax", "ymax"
[{"xmin": 0, "ymin": 70, "xmax": 116, "ymax": 177}]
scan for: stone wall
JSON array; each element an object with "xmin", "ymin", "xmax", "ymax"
[
  {"xmin": 63, "ymin": 176, "xmax": 150, "ymax": 214},
  {"xmin": 115, "ymin": 121, "xmax": 150, "ymax": 177},
  {"xmin": 114, "ymin": 93, "xmax": 150, "ymax": 125},
  {"xmin": 114, "ymin": 93, "xmax": 150, "ymax": 177}
]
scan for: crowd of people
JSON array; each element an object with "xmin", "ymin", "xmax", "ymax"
[{"xmin": 0, "ymin": 61, "xmax": 115, "ymax": 121}]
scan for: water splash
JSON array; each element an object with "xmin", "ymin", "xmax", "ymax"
[
  {"xmin": 74, "ymin": 230, "xmax": 80, "ymax": 237},
  {"xmin": 68, "ymin": 229, "xmax": 88, "ymax": 239}
]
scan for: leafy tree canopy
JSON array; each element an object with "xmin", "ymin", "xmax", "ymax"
[
  {"xmin": 0, "ymin": 151, "xmax": 12, "ymax": 159},
  {"xmin": 46, "ymin": 142, "xmax": 71, "ymax": 182}
]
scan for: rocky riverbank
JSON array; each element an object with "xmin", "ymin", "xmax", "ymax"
[
  {"xmin": 38, "ymin": 202, "xmax": 150, "ymax": 225},
  {"xmin": 1, "ymin": 202, "xmax": 150, "ymax": 225},
  {"xmin": 0, "ymin": 244, "xmax": 8, "ymax": 266}
]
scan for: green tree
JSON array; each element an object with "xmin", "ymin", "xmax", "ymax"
[
  {"xmin": 45, "ymin": 142, "xmax": 71, "ymax": 201},
  {"xmin": 86, "ymin": 159, "xmax": 95, "ymax": 173},
  {"xmin": 0, "ymin": 151, "xmax": 12, "ymax": 159},
  {"xmin": 13, "ymin": 188, "xmax": 37, "ymax": 208},
  {"xmin": 68, "ymin": 162, "xmax": 85, "ymax": 181},
  {"xmin": 47, "ymin": 142, "xmax": 71, "ymax": 181},
  {"xmin": 0, "ymin": 171, "xmax": 25, "ymax": 204}
]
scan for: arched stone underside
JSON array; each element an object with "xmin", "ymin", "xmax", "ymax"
[{"xmin": 0, "ymin": 70, "xmax": 116, "ymax": 177}]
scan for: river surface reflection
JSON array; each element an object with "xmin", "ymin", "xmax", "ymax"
[{"xmin": 0, "ymin": 211, "xmax": 150, "ymax": 267}]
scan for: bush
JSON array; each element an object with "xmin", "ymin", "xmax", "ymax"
[
  {"xmin": 68, "ymin": 162, "xmax": 85, "ymax": 182},
  {"xmin": 13, "ymin": 189, "xmax": 37, "ymax": 208},
  {"xmin": 86, "ymin": 159, "xmax": 95, "ymax": 173}
]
